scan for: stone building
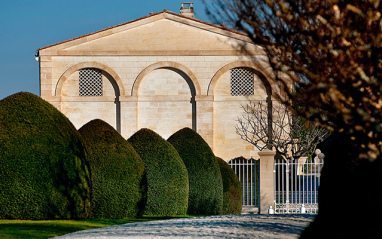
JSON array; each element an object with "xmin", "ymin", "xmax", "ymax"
[{"xmin": 37, "ymin": 3, "xmax": 276, "ymax": 161}]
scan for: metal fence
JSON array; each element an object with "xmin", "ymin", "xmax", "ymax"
[
  {"xmin": 228, "ymin": 157, "xmax": 260, "ymax": 207},
  {"xmin": 274, "ymin": 158, "xmax": 323, "ymax": 214}
]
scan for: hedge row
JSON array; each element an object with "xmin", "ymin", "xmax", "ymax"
[
  {"xmin": 79, "ymin": 119, "xmax": 146, "ymax": 219},
  {"xmin": 168, "ymin": 128, "xmax": 223, "ymax": 215},
  {"xmin": 216, "ymin": 157, "xmax": 242, "ymax": 215},
  {"xmin": 0, "ymin": 92, "xmax": 242, "ymax": 219},
  {"xmin": 128, "ymin": 129, "xmax": 189, "ymax": 216},
  {"xmin": 0, "ymin": 92, "xmax": 91, "ymax": 219}
]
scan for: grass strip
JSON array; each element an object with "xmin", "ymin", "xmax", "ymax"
[{"xmin": 0, "ymin": 216, "xmax": 191, "ymax": 239}]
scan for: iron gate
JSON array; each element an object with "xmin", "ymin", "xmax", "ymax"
[
  {"xmin": 228, "ymin": 157, "xmax": 260, "ymax": 207},
  {"xmin": 274, "ymin": 157, "xmax": 323, "ymax": 214}
]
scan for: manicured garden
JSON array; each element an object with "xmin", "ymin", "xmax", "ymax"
[{"xmin": 0, "ymin": 92, "xmax": 242, "ymax": 237}]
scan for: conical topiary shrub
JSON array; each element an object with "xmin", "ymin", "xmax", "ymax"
[
  {"xmin": 79, "ymin": 119, "xmax": 146, "ymax": 219},
  {"xmin": 0, "ymin": 92, "xmax": 90, "ymax": 219},
  {"xmin": 168, "ymin": 128, "xmax": 223, "ymax": 215},
  {"xmin": 128, "ymin": 128, "xmax": 189, "ymax": 216},
  {"xmin": 216, "ymin": 157, "xmax": 242, "ymax": 215}
]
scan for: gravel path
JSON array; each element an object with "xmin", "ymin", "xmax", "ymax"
[{"xmin": 55, "ymin": 214, "xmax": 315, "ymax": 239}]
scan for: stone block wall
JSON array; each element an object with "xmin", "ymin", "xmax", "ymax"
[{"xmin": 38, "ymin": 12, "xmax": 276, "ymax": 161}]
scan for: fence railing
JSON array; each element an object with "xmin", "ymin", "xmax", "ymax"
[
  {"xmin": 228, "ymin": 157, "xmax": 260, "ymax": 207},
  {"xmin": 274, "ymin": 158, "xmax": 323, "ymax": 214}
]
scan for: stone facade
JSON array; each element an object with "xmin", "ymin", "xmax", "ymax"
[{"xmin": 37, "ymin": 10, "xmax": 276, "ymax": 161}]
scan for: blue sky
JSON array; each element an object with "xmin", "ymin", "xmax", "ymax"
[{"xmin": 0, "ymin": 0, "xmax": 210, "ymax": 100}]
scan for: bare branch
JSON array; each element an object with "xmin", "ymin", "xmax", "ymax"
[
  {"xmin": 205, "ymin": 0, "xmax": 382, "ymax": 160},
  {"xmin": 236, "ymin": 101, "xmax": 330, "ymax": 161}
]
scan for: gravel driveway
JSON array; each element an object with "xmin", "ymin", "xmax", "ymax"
[{"xmin": 55, "ymin": 214, "xmax": 315, "ymax": 239}]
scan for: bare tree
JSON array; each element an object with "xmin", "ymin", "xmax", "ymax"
[
  {"xmin": 204, "ymin": 0, "xmax": 382, "ymax": 160},
  {"xmin": 236, "ymin": 101, "xmax": 329, "ymax": 161},
  {"xmin": 203, "ymin": 1, "xmax": 382, "ymax": 237}
]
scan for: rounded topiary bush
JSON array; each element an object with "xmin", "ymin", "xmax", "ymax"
[
  {"xmin": 0, "ymin": 92, "xmax": 90, "ymax": 219},
  {"xmin": 127, "ymin": 128, "xmax": 189, "ymax": 216},
  {"xmin": 168, "ymin": 128, "xmax": 223, "ymax": 215},
  {"xmin": 79, "ymin": 119, "xmax": 146, "ymax": 219},
  {"xmin": 216, "ymin": 157, "xmax": 242, "ymax": 215}
]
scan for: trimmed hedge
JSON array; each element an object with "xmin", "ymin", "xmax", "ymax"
[
  {"xmin": 168, "ymin": 128, "xmax": 223, "ymax": 215},
  {"xmin": 216, "ymin": 157, "xmax": 242, "ymax": 215},
  {"xmin": 0, "ymin": 92, "xmax": 91, "ymax": 219},
  {"xmin": 79, "ymin": 119, "xmax": 146, "ymax": 219},
  {"xmin": 128, "ymin": 128, "xmax": 189, "ymax": 216}
]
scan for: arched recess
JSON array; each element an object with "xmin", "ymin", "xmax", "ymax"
[
  {"xmin": 131, "ymin": 61, "xmax": 201, "ymax": 97},
  {"xmin": 208, "ymin": 61, "xmax": 274, "ymax": 159},
  {"xmin": 55, "ymin": 62, "xmax": 125, "ymax": 97},
  {"xmin": 207, "ymin": 61, "xmax": 273, "ymax": 96},
  {"xmin": 56, "ymin": 62, "xmax": 124, "ymax": 133},
  {"xmin": 132, "ymin": 62, "xmax": 200, "ymax": 138}
]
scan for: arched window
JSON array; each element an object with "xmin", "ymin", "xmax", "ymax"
[
  {"xmin": 230, "ymin": 67, "xmax": 254, "ymax": 96},
  {"xmin": 79, "ymin": 68, "xmax": 103, "ymax": 96}
]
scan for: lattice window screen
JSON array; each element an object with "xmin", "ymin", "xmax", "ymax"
[
  {"xmin": 230, "ymin": 68, "xmax": 254, "ymax": 96},
  {"xmin": 79, "ymin": 68, "xmax": 103, "ymax": 96}
]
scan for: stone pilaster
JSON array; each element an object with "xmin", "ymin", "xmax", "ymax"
[
  {"xmin": 120, "ymin": 96, "xmax": 138, "ymax": 139},
  {"xmin": 195, "ymin": 95, "xmax": 214, "ymax": 149},
  {"xmin": 258, "ymin": 149, "xmax": 276, "ymax": 214}
]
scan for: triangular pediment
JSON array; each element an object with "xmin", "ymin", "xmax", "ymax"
[{"xmin": 38, "ymin": 11, "xmax": 260, "ymax": 56}]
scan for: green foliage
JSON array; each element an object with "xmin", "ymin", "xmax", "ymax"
[
  {"xmin": 168, "ymin": 128, "xmax": 223, "ymax": 215},
  {"xmin": 79, "ymin": 119, "xmax": 146, "ymax": 219},
  {"xmin": 127, "ymin": 128, "xmax": 189, "ymax": 216},
  {"xmin": 0, "ymin": 217, "xmax": 185, "ymax": 239},
  {"xmin": 0, "ymin": 219, "xmax": 129, "ymax": 239},
  {"xmin": 215, "ymin": 157, "xmax": 242, "ymax": 215},
  {"xmin": 0, "ymin": 92, "xmax": 90, "ymax": 219}
]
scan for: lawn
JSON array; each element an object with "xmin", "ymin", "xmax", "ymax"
[{"xmin": 0, "ymin": 216, "xmax": 189, "ymax": 239}]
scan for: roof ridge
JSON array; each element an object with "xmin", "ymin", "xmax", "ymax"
[{"xmin": 37, "ymin": 10, "xmax": 247, "ymax": 51}]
